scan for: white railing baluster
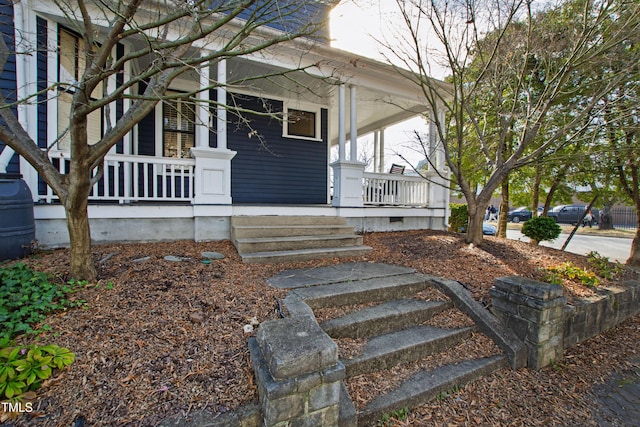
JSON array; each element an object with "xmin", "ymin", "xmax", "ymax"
[
  {"xmin": 38, "ymin": 152, "xmax": 195, "ymax": 203},
  {"xmin": 362, "ymin": 171, "xmax": 431, "ymax": 207}
]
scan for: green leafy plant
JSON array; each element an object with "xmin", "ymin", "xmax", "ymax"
[
  {"xmin": 0, "ymin": 344, "xmax": 75, "ymax": 400},
  {"xmin": 435, "ymin": 385, "xmax": 462, "ymax": 402},
  {"xmin": 521, "ymin": 216, "xmax": 562, "ymax": 244},
  {"xmin": 545, "ymin": 262, "xmax": 600, "ymax": 288},
  {"xmin": 449, "ymin": 203, "xmax": 469, "ymax": 233},
  {"xmin": 0, "ymin": 263, "xmax": 86, "ymax": 341},
  {"xmin": 377, "ymin": 407, "xmax": 408, "ymax": 426},
  {"xmin": 586, "ymin": 251, "xmax": 624, "ymax": 280}
]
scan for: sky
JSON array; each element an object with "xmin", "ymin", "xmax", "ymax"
[{"xmin": 328, "ymin": 0, "xmax": 432, "ymax": 172}]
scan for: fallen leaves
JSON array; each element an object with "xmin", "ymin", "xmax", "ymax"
[{"xmin": 6, "ymin": 231, "xmax": 638, "ymax": 426}]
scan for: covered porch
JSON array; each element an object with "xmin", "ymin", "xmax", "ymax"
[{"xmin": 21, "ymin": 41, "xmax": 450, "ymax": 246}]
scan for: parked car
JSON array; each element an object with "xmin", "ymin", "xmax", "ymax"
[
  {"xmin": 483, "ymin": 223, "xmax": 497, "ymax": 236},
  {"xmin": 507, "ymin": 207, "xmax": 533, "ymax": 223},
  {"xmin": 547, "ymin": 205, "xmax": 600, "ymax": 225},
  {"xmin": 460, "ymin": 223, "xmax": 497, "ymax": 236}
]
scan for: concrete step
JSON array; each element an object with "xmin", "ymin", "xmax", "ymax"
[
  {"xmin": 292, "ymin": 273, "xmax": 435, "ymax": 309},
  {"xmin": 342, "ymin": 325, "xmax": 476, "ymax": 377},
  {"xmin": 321, "ymin": 299, "xmax": 452, "ymax": 339},
  {"xmin": 231, "ymin": 215, "xmax": 346, "ymax": 227},
  {"xmin": 234, "ymin": 234, "xmax": 364, "ymax": 253},
  {"xmin": 358, "ymin": 355, "xmax": 509, "ymax": 426},
  {"xmin": 239, "ymin": 245, "xmax": 372, "ymax": 264},
  {"xmin": 232, "ymin": 224, "xmax": 356, "ymax": 239}
]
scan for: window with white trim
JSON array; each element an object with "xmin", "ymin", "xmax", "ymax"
[
  {"xmin": 163, "ymin": 93, "xmax": 196, "ymax": 158},
  {"xmin": 57, "ymin": 27, "xmax": 102, "ymax": 150},
  {"xmin": 284, "ymin": 106, "xmax": 322, "ymax": 140}
]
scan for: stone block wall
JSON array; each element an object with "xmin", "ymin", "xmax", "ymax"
[
  {"xmin": 491, "ymin": 276, "xmax": 640, "ymax": 369},
  {"xmin": 563, "ymin": 281, "xmax": 640, "ymax": 348},
  {"xmin": 490, "ymin": 277, "xmax": 566, "ymax": 369}
]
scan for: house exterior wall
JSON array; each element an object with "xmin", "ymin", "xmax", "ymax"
[
  {"xmin": 228, "ymin": 94, "xmax": 328, "ymax": 204},
  {"xmin": 33, "ymin": 204, "xmax": 447, "ymax": 248},
  {"xmin": 0, "ymin": 1, "xmax": 18, "ymax": 174}
]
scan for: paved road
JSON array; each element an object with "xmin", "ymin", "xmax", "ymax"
[{"xmin": 506, "ymin": 230, "xmax": 633, "ymax": 263}]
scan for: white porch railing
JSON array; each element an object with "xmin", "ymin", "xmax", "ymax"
[
  {"xmin": 362, "ymin": 172, "xmax": 430, "ymax": 206},
  {"xmin": 40, "ymin": 152, "xmax": 195, "ymax": 203}
]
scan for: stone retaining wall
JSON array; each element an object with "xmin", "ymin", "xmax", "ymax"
[
  {"xmin": 248, "ymin": 315, "xmax": 345, "ymax": 427},
  {"xmin": 491, "ymin": 276, "xmax": 640, "ymax": 369}
]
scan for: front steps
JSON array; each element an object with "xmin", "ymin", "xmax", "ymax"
[
  {"xmin": 231, "ymin": 216, "xmax": 371, "ymax": 263},
  {"xmin": 275, "ymin": 264, "xmax": 515, "ymax": 426}
]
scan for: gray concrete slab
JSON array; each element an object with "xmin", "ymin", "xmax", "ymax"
[{"xmin": 267, "ymin": 261, "xmax": 415, "ymax": 289}]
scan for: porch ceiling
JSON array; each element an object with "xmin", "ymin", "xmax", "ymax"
[{"xmin": 227, "ymin": 57, "xmax": 430, "ymax": 146}]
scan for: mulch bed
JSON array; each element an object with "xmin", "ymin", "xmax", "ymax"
[{"xmin": 3, "ymin": 229, "xmax": 639, "ymax": 426}]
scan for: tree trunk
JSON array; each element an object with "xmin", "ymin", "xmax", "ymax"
[
  {"xmin": 599, "ymin": 202, "xmax": 614, "ymax": 230},
  {"xmin": 66, "ymin": 202, "xmax": 97, "ymax": 281},
  {"xmin": 627, "ymin": 216, "xmax": 640, "ymax": 267},
  {"xmin": 466, "ymin": 204, "xmax": 486, "ymax": 246},
  {"xmin": 532, "ymin": 163, "xmax": 542, "ymax": 218},
  {"xmin": 65, "ymin": 128, "xmax": 98, "ymax": 281},
  {"xmin": 497, "ymin": 178, "xmax": 509, "ymax": 238}
]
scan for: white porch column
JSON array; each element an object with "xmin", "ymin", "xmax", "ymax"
[
  {"xmin": 331, "ymin": 83, "xmax": 364, "ymax": 207},
  {"xmin": 196, "ymin": 58, "xmax": 210, "ymax": 148},
  {"xmin": 428, "ymin": 106, "xmax": 446, "ymax": 170},
  {"xmin": 349, "ymin": 85, "xmax": 357, "ymax": 161},
  {"xmin": 338, "ymin": 84, "xmax": 346, "ymax": 161},
  {"xmin": 373, "ymin": 130, "xmax": 379, "ymax": 172},
  {"xmin": 8, "ymin": 0, "xmax": 39, "ymax": 199},
  {"xmin": 379, "ymin": 128, "xmax": 385, "ymax": 173},
  {"xmin": 190, "ymin": 58, "xmax": 236, "ymax": 206},
  {"xmin": 216, "ymin": 59, "xmax": 227, "ymax": 150}
]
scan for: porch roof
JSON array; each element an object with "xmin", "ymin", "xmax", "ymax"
[{"xmin": 227, "ymin": 43, "xmax": 452, "ymax": 147}]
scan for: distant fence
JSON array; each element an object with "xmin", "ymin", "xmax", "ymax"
[{"xmin": 608, "ymin": 207, "xmax": 637, "ymax": 230}]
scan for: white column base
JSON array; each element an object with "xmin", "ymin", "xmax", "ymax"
[
  {"xmin": 190, "ymin": 147, "xmax": 236, "ymax": 205},
  {"xmin": 331, "ymin": 161, "xmax": 365, "ymax": 207}
]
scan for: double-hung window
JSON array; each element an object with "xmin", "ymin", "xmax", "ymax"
[
  {"xmin": 163, "ymin": 93, "xmax": 196, "ymax": 158},
  {"xmin": 57, "ymin": 27, "xmax": 102, "ymax": 150}
]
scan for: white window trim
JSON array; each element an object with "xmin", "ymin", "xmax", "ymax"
[{"xmin": 282, "ymin": 102, "xmax": 323, "ymax": 142}]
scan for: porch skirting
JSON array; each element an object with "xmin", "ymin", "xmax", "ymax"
[{"xmin": 33, "ymin": 204, "xmax": 448, "ymax": 248}]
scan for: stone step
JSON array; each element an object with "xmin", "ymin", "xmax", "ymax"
[
  {"xmin": 358, "ymin": 354, "xmax": 509, "ymax": 426},
  {"xmin": 239, "ymin": 245, "xmax": 372, "ymax": 264},
  {"xmin": 292, "ymin": 273, "xmax": 435, "ymax": 308},
  {"xmin": 342, "ymin": 325, "xmax": 475, "ymax": 377},
  {"xmin": 231, "ymin": 215, "xmax": 346, "ymax": 227},
  {"xmin": 232, "ymin": 224, "xmax": 356, "ymax": 239},
  {"xmin": 321, "ymin": 299, "xmax": 452, "ymax": 339},
  {"xmin": 234, "ymin": 234, "xmax": 364, "ymax": 253}
]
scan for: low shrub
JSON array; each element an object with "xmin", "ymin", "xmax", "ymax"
[
  {"xmin": 449, "ymin": 203, "xmax": 468, "ymax": 233},
  {"xmin": 522, "ymin": 216, "xmax": 562, "ymax": 244}
]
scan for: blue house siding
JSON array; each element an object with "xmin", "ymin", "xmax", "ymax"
[
  {"xmin": 0, "ymin": 1, "xmax": 18, "ymax": 173},
  {"xmin": 228, "ymin": 94, "xmax": 328, "ymax": 204}
]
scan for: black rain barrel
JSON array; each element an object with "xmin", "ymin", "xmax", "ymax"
[{"xmin": 0, "ymin": 173, "xmax": 35, "ymax": 260}]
